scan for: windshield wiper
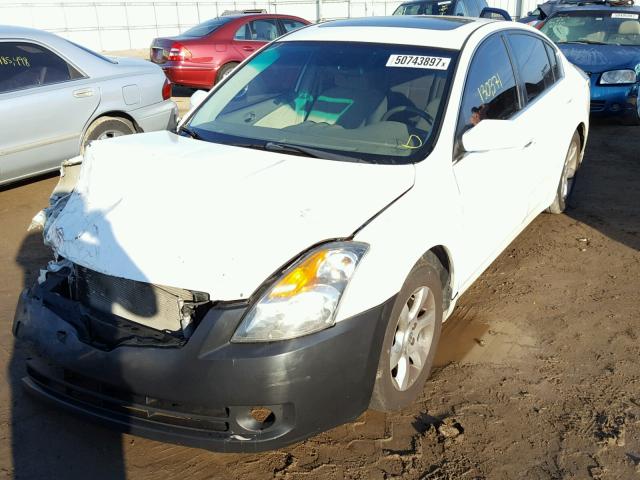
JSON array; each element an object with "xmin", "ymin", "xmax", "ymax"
[
  {"xmin": 178, "ymin": 125, "xmax": 202, "ymax": 139},
  {"xmin": 558, "ymin": 40, "xmax": 609, "ymax": 45},
  {"xmin": 263, "ymin": 142, "xmax": 367, "ymax": 163}
]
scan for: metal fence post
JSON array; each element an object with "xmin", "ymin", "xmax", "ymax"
[{"xmin": 316, "ymin": 0, "xmax": 321, "ymax": 21}]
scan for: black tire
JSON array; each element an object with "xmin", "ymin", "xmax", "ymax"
[
  {"xmin": 622, "ymin": 107, "xmax": 640, "ymax": 126},
  {"xmin": 547, "ymin": 130, "xmax": 581, "ymax": 214},
  {"xmin": 216, "ymin": 63, "xmax": 239, "ymax": 84},
  {"xmin": 370, "ymin": 253, "xmax": 444, "ymax": 412},
  {"xmin": 82, "ymin": 116, "xmax": 136, "ymax": 152}
]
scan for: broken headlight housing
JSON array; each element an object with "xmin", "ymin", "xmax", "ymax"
[{"xmin": 232, "ymin": 241, "xmax": 368, "ymax": 342}]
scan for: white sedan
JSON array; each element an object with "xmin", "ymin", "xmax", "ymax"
[{"xmin": 15, "ymin": 16, "xmax": 589, "ymax": 451}]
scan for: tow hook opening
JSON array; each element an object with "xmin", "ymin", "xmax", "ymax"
[{"xmin": 236, "ymin": 406, "xmax": 277, "ymax": 432}]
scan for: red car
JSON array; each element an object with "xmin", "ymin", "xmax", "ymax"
[{"xmin": 150, "ymin": 13, "xmax": 310, "ymax": 89}]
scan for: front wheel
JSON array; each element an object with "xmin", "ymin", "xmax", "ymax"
[
  {"xmin": 547, "ymin": 130, "xmax": 581, "ymax": 214},
  {"xmin": 370, "ymin": 254, "xmax": 444, "ymax": 412}
]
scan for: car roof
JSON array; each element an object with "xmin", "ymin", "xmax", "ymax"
[
  {"xmin": 281, "ymin": 16, "xmax": 513, "ymax": 50},
  {"xmin": 0, "ymin": 24, "xmax": 62, "ymax": 42}
]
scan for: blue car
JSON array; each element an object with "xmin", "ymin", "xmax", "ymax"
[{"xmin": 540, "ymin": 2, "xmax": 640, "ymax": 124}]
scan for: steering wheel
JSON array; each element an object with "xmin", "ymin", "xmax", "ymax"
[{"xmin": 382, "ymin": 105, "xmax": 434, "ymax": 126}]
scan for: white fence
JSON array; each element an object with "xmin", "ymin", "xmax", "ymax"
[{"xmin": 2, "ymin": 0, "xmax": 540, "ymax": 52}]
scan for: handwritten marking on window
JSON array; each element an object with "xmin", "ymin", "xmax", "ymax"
[
  {"xmin": 477, "ymin": 73, "xmax": 503, "ymax": 103},
  {"xmin": 0, "ymin": 56, "xmax": 31, "ymax": 67}
]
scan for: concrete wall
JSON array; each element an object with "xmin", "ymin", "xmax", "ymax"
[{"xmin": 2, "ymin": 0, "xmax": 540, "ymax": 52}]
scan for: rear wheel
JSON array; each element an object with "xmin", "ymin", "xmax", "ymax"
[
  {"xmin": 370, "ymin": 253, "xmax": 444, "ymax": 412},
  {"xmin": 217, "ymin": 63, "xmax": 239, "ymax": 84},
  {"xmin": 547, "ymin": 130, "xmax": 581, "ymax": 214},
  {"xmin": 82, "ymin": 116, "xmax": 136, "ymax": 152}
]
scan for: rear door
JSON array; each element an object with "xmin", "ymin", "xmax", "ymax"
[
  {"xmin": 0, "ymin": 40, "xmax": 100, "ymax": 183},
  {"xmin": 506, "ymin": 32, "xmax": 567, "ymax": 214},
  {"xmin": 451, "ymin": 33, "xmax": 529, "ymax": 284}
]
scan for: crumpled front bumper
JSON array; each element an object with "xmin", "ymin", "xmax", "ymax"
[{"xmin": 13, "ymin": 281, "xmax": 394, "ymax": 452}]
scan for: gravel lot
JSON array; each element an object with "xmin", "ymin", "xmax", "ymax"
[{"xmin": 1, "ymin": 107, "xmax": 639, "ymax": 478}]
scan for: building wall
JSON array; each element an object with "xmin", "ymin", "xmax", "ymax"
[{"xmin": 2, "ymin": 0, "xmax": 539, "ymax": 51}]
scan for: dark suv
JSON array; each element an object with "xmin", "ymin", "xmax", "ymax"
[{"xmin": 393, "ymin": 0, "xmax": 488, "ymax": 17}]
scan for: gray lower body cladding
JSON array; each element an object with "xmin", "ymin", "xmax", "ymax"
[{"xmin": 13, "ymin": 272, "xmax": 395, "ymax": 452}]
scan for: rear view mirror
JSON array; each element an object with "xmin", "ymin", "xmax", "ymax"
[
  {"xmin": 462, "ymin": 119, "xmax": 532, "ymax": 152},
  {"xmin": 190, "ymin": 90, "xmax": 208, "ymax": 111},
  {"xmin": 479, "ymin": 7, "xmax": 512, "ymax": 21}
]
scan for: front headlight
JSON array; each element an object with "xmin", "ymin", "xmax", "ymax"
[
  {"xmin": 600, "ymin": 69, "xmax": 637, "ymax": 85},
  {"xmin": 232, "ymin": 241, "xmax": 368, "ymax": 342}
]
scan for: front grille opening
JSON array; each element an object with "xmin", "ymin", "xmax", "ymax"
[{"xmin": 40, "ymin": 263, "xmax": 212, "ymax": 350}]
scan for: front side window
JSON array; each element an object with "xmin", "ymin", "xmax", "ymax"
[
  {"xmin": 508, "ymin": 34, "xmax": 554, "ymax": 103},
  {"xmin": 187, "ymin": 41, "xmax": 459, "ymax": 164},
  {"xmin": 541, "ymin": 11, "xmax": 640, "ymax": 46},
  {"xmin": 0, "ymin": 41, "xmax": 82, "ymax": 94},
  {"xmin": 456, "ymin": 34, "xmax": 519, "ymax": 140}
]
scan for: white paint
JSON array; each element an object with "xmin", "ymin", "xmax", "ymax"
[
  {"xmin": 43, "ymin": 19, "xmax": 590, "ymax": 328},
  {"xmin": 44, "ymin": 131, "xmax": 415, "ymax": 300}
]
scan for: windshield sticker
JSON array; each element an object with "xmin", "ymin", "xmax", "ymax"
[
  {"xmin": 0, "ymin": 56, "xmax": 30, "ymax": 67},
  {"xmin": 386, "ymin": 55, "xmax": 450, "ymax": 70},
  {"xmin": 477, "ymin": 73, "xmax": 503, "ymax": 103},
  {"xmin": 611, "ymin": 13, "xmax": 639, "ymax": 19}
]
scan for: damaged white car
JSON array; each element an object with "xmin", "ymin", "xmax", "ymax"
[{"xmin": 14, "ymin": 16, "xmax": 589, "ymax": 452}]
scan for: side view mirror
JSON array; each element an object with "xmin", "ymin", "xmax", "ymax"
[
  {"xmin": 527, "ymin": 10, "xmax": 533, "ymax": 16},
  {"xmin": 462, "ymin": 119, "xmax": 533, "ymax": 152},
  {"xmin": 189, "ymin": 89, "xmax": 208, "ymax": 111},
  {"xmin": 479, "ymin": 7, "xmax": 512, "ymax": 21}
]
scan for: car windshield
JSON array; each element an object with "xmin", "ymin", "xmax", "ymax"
[
  {"xmin": 187, "ymin": 41, "xmax": 458, "ymax": 164},
  {"xmin": 393, "ymin": 1, "xmax": 454, "ymax": 15},
  {"xmin": 541, "ymin": 11, "xmax": 640, "ymax": 45},
  {"xmin": 182, "ymin": 17, "xmax": 232, "ymax": 37}
]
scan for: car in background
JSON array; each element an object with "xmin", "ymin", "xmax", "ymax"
[
  {"xmin": 0, "ymin": 25, "xmax": 177, "ymax": 187},
  {"xmin": 540, "ymin": 2, "xmax": 640, "ymax": 123},
  {"xmin": 16, "ymin": 16, "xmax": 589, "ymax": 452},
  {"xmin": 393, "ymin": 0, "xmax": 512, "ymax": 19},
  {"xmin": 393, "ymin": 0, "xmax": 489, "ymax": 16},
  {"xmin": 150, "ymin": 13, "xmax": 310, "ymax": 89},
  {"xmin": 519, "ymin": 0, "xmax": 634, "ymax": 26}
]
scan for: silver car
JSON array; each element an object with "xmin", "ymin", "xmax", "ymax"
[{"xmin": 0, "ymin": 25, "xmax": 178, "ymax": 186}]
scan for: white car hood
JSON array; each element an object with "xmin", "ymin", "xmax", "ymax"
[{"xmin": 45, "ymin": 131, "xmax": 415, "ymax": 300}]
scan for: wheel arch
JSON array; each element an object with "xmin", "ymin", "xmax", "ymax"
[{"xmin": 427, "ymin": 245, "xmax": 454, "ymax": 314}]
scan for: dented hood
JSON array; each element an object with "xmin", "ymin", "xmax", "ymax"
[{"xmin": 45, "ymin": 131, "xmax": 415, "ymax": 300}]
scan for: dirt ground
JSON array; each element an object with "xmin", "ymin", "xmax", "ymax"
[{"xmin": 1, "ymin": 119, "xmax": 639, "ymax": 479}]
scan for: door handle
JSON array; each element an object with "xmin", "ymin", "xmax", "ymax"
[
  {"xmin": 242, "ymin": 46, "xmax": 255, "ymax": 51},
  {"xmin": 73, "ymin": 88, "xmax": 94, "ymax": 98},
  {"xmin": 524, "ymin": 140, "xmax": 534, "ymax": 148}
]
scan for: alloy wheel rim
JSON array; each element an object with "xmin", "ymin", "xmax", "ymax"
[
  {"xmin": 561, "ymin": 141, "xmax": 579, "ymax": 201},
  {"xmin": 390, "ymin": 286, "xmax": 437, "ymax": 392}
]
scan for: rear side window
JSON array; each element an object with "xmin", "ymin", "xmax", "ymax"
[
  {"xmin": 281, "ymin": 19, "xmax": 307, "ymax": 33},
  {"xmin": 508, "ymin": 34, "xmax": 554, "ymax": 103},
  {"xmin": 393, "ymin": 3, "xmax": 423, "ymax": 14},
  {"xmin": 456, "ymin": 34, "xmax": 519, "ymax": 139},
  {"xmin": 0, "ymin": 41, "xmax": 83, "ymax": 94},
  {"xmin": 235, "ymin": 19, "xmax": 280, "ymax": 41}
]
